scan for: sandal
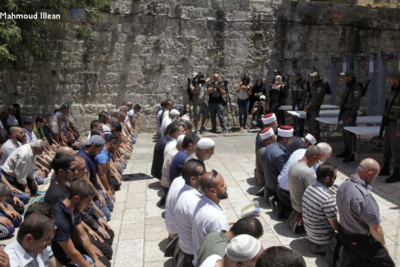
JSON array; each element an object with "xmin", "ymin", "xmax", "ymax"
[
  {"xmin": 244, "ymin": 126, "xmax": 249, "ymax": 129},
  {"xmin": 240, "ymin": 126, "xmax": 244, "ymax": 130}
]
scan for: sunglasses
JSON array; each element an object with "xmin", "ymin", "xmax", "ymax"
[
  {"xmin": 64, "ymin": 165, "xmax": 77, "ymax": 172},
  {"xmin": 208, "ymin": 169, "xmax": 218, "ymax": 191}
]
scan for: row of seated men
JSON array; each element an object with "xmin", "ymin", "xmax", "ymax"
[
  {"xmin": 0, "ymin": 101, "xmax": 142, "ymax": 266},
  {"xmin": 254, "ymin": 113, "xmax": 395, "ymax": 266}
]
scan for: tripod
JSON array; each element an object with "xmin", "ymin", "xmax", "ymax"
[{"xmin": 224, "ymin": 81, "xmax": 236, "ymax": 132}]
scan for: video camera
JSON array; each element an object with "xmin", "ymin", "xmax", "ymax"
[{"xmin": 191, "ymin": 72, "xmax": 206, "ymax": 86}]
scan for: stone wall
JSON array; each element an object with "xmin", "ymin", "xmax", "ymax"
[{"xmin": 1, "ymin": 0, "xmax": 400, "ymax": 133}]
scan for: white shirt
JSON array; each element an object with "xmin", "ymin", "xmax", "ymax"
[
  {"xmin": 164, "ymin": 139, "xmax": 177, "ymax": 158},
  {"xmin": 165, "ymin": 176, "xmax": 186, "ymax": 234},
  {"xmin": 1, "ymin": 139, "xmax": 21, "ymax": 164},
  {"xmin": 5, "ymin": 239, "xmax": 45, "ymax": 267},
  {"xmin": 237, "ymin": 86, "xmax": 250, "ymax": 100},
  {"xmin": 160, "ymin": 117, "xmax": 173, "ymax": 137},
  {"xmin": 192, "ymin": 196, "xmax": 229, "ymax": 265},
  {"xmin": 199, "ymin": 254, "xmax": 222, "ymax": 267},
  {"xmin": 23, "ymin": 128, "xmax": 37, "ymax": 144},
  {"xmin": 1, "ymin": 144, "xmax": 36, "ymax": 185},
  {"xmin": 156, "ymin": 109, "xmax": 164, "ymax": 134},
  {"xmin": 162, "ymin": 146, "xmax": 179, "ymax": 188},
  {"xmin": 7, "ymin": 114, "xmax": 18, "ymax": 126},
  {"xmin": 174, "ymin": 186, "xmax": 202, "ymax": 254},
  {"xmin": 277, "ymin": 149, "xmax": 320, "ymax": 191}
]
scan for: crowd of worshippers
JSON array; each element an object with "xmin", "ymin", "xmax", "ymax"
[
  {"xmin": 253, "ymin": 112, "xmax": 395, "ymax": 266},
  {"xmin": 150, "ymin": 104, "xmax": 308, "ymax": 267},
  {"xmin": 0, "ymin": 101, "xmax": 142, "ymax": 267}
]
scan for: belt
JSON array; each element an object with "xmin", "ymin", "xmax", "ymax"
[
  {"xmin": 340, "ymin": 226, "xmax": 369, "ymax": 238},
  {"xmin": 277, "ymin": 185, "xmax": 290, "ymax": 195}
]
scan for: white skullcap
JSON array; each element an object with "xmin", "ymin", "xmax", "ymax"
[
  {"xmin": 197, "ymin": 138, "xmax": 215, "ymax": 150},
  {"xmin": 170, "ymin": 109, "xmax": 180, "ymax": 115},
  {"xmin": 259, "ymin": 95, "xmax": 266, "ymax": 100},
  {"xmin": 262, "ymin": 113, "xmax": 276, "ymax": 125},
  {"xmin": 177, "ymin": 135, "xmax": 185, "ymax": 144},
  {"xmin": 305, "ymin": 133, "xmax": 317, "ymax": 145},
  {"xmin": 277, "ymin": 125, "xmax": 293, "ymax": 138},
  {"xmin": 225, "ymin": 235, "xmax": 261, "ymax": 262},
  {"xmin": 180, "ymin": 116, "xmax": 190, "ymax": 122},
  {"xmin": 260, "ymin": 127, "xmax": 274, "ymax": 140}
]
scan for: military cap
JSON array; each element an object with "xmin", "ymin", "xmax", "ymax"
[{"xmin": 340, "ymin": 70, "xmax": 356, "ymax": 77}]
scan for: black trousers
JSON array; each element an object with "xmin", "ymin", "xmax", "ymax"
[
  {"xmin": 78, "ymin": 229, "xmax": 112, "ymax": 267},
  {"xmin": 276, "ymin": 185, "xmax": 292, "ymax": 211},
  {"xmin": 96, "ymin": 227, "xmax": 115, "ymax": 247},
  {"xmin": 338, "ymin": 228, "xmax": 395, "ymax": 267},
  {"xmin": 111, "ymin": 177, "xmax": 121, "ymax": 191},
  {"xmin": 4, "ymin": 196, "xmax": 24, "ymax": 214}
]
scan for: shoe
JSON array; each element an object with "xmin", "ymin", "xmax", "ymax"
[
  {"xmin": 156, "ymin": 196, "xmax": 166, "ymax": 207},
  {"xmin": 255, "ymin": 187, "xmax": 264, "ymax": 196},
  {"xmin": 289, "ymin": 213, "xmax": 304, "ymax": 234},
  {"xmin": 268, "ymin": 196, "xmax": 276, "ymax": 212},
  {"xmin": 194, "ymin": 128, "xmax": 199, "ymax": 133},
  {"xmin": 244, "ymin": 126, "xmax": 249, "ymax": 129},
  {"xmin": 240, "ymin": 126, "xmax": 244, "ymax": 130},
  {"xmin": 275, "ymin": 200, "xmax": 284, "ymax": 219},
  {"xmin": 385, "ymin": 167, "xmax": 400, "ymax": 183},
  {"xmin": 343, "ymin": 154, "xmax": 355, "ymax": 163},
  {"xmin": 222, "ymin": 129, "xmax": 227, "ymax": 134},
  {"xmin": 379, "ymin": 163, "xmax": 391, "ymax": 176},
  {"xmin": 336, "ymin": 148, "xmax": 349, "ymax": 158}
]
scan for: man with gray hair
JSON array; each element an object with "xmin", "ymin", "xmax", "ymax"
[
  {"xmin": 199, "ymin": 234, "xmax": 263, "ymax": 267},
  {"xmin": 287, "ymin": 145, "xmax": 322, "ymax": 233},
  {"xmin": 49, "ymin": 112, "xmax": 66, "ymax": 145},
  {"xmin": 161, "ymin": 109, "xmax": 180, "ymax": 137},
  {"xmin": 1, "ymin": 140, "xmax": 46, "ymax": 196}
]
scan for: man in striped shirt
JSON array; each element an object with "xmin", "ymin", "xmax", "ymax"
[{"xmin": 302, "ymin": 162, "xmax": 340, "ymax": 254}]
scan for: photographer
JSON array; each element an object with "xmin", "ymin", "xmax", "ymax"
[
  {"xmin": 250, "ymin": 78, "xmax": 267, "ymax": 127},
  {"xmin": 236, "ymin": 76, "xmax": 252, "ymax": 130},
  {"xmin": 207, "ymin": 73, "xmax": 227, "ymax": 134},
  {"xmin": 191, "ymin": 73, "xmax": 210, "ymax": 134},
  {"xmin": 251, "ymin": 95, "xmax": 267, "ymax": 128}
]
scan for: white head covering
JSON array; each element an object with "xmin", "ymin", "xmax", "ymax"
[
  {"xmin": 305, "ymin": 133, "xmax": 317, "ymax": 145},
  {"xmin": 262, "ymin": 113, "xmax": 276, "ymax": 125},
  {"xmin": 197, "ymin": 138, "xmax": 215, "ymax": 150},
  {"xmin": 225, "ymin": 235, "xmax": 261, "ymax": 262},
  {"xmin": 170, "ymin": 109, "xmax": 180, "ymax": 115},
  {"xmin": 260, "ymin": 127, "xmax": 274, "ymax": 140},
  {"xmin": 277, "ymin": 126, "xmax": 294, "ymax": 138},
  {"xmin": 259, "ymin": 95, "xmax": 266, "ymax": 100},
  {"xmin": 177, "ymin": 135, "xmax": 185, "ymax": 144}
]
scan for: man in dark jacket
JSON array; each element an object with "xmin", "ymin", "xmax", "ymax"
[{"xmin": 291, "ymin": 72, "xmax": 308, "ymax": 137}]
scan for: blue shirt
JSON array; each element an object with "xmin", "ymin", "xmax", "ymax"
[
  {"xmin": 169, "ymin": 150, "xmax": 189, "ymax": 185},
  {"xmin": 95, "ymin": 148, "xmax": 112, "ymax": 175},
  {"xmin": 52, "ymin": 198, "xmax": 82, "ymax": 266},
  {"xmin": 77, "ymin": 149, "xmax": 98, "ymax": 189},
  {"xmin": 0, "ymin": 118, "xmax": 9, "ymax": 134}
]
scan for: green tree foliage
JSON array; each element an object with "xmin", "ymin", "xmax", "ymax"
[{"xmin": 0, "ymin": 0, "xmax": 109, "ymax": 69}]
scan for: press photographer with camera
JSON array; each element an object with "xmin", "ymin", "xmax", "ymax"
[
  {"xmin": 251, "ymin": 95, "xmax": 268, "ymax": 128},
  {"xmin": 207, "ymin": 73, "xmax": 227, "ymax": 134},
  {"xmin": 190, "ymin": 73, "xmax": 210, "ymax": 134},
  {"xmin": 236, "ymin": 76, "xmax": 252, "ymax": 130}
]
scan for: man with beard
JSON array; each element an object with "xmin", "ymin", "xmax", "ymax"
[
  {"xmin": 191, "ymin": 170, "xmax": 229, "ymax": 266},
  {"xmin": 255, "ymin": 127, "xmax": 276, "ymax": 191},
  {"xmin": 1, "ymin": 126, "xmax": 25, "ymax": 164}
]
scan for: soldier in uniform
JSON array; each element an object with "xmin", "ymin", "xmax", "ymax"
[
  {"xmin": 336, "ymin": 70, "xmax": 362, "ymax": 163},
  {"xmin": 291, "ymin": 72, "xmax": 308, "ymax": 137},
  {"xmin": 304, "ymin": 72, "xmax": 326, "ymax": 142},
  {"xmin": 380, "ymin": 71, "xmax": 400, "ymax": 183}
]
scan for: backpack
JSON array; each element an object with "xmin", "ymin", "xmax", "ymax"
[{"xmin": 187, "ymin": 78, "xmax": 193, "ymax": 102}]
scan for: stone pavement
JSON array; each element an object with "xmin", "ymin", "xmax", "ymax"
[
  {"xmin": 2, "ymin": 132, "xmax": 400, "ymax": 266},
  {"xmin": 109, "ymin": 132, "xmax": 400, "ymax": 267}
]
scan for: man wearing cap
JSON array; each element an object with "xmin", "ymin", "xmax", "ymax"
[
  {"xmin": 169, "ymin": 133, "xmax": 200, "ymax": 185},
  {"xmin": 161, "ymin": 109, "xmax": 180, "ymax": 137},
  {"xmin": 291, "ymin": 72, "xmax": 308, "ymax": 137},
  {"xmin": 255, "ymin": 113, "xmax": 278, "ymax": 155},
  {"xmin": 207, "ymin": 73, "xmax": 227, "ymax": 134},
  {"xmin": 251, "ymin": 95, "xmax": 267, "ymax": 128},
  {"xmin": 255, "ymin": 127, "xmax": 276, "ymax": 188},
  {"xmin": 77, "ymin": 136, "xmax": 114, "ymax": 221},
  {"xmin": 199, "ymin": 235, "xmax": 263, "ymax": 267},
  {"xmin": 181, "ymin": 120, "xmax": 194, "ymax": 133},
  {"xmin": 192, "ymin": 171, "xmax": 229, "ymax": 265},
  {"xmin": 286, "ymin": 146, "xmax": 322, "ymax": 231},
  {"xmin": 262, "ymin": 126, "xmax": 293, "ymax": 202},
  {"xmin": 336, "ymin": 70, "xmax": 362, "ymax": 163},
  {"xmin": 380, "ymin": 71, "xmax": 400, "ymax": 183},
  {"xmin": 151, "ymin": 122, "xmax": 185, "ymax": 180},
  {"xmin": 159, "ymin": 134, "xmax": 185, "ymax": 207},
  {"xmin": 186, "ymin": 138, "xmax": 215, "ymax": 162},
  {"xmin": 304, "ymin": 72, "xmax": 326, "ymax": 142},
  {"xmin": 286, "ymin": 133, "xmax": 316, "ymax": 157},
  {"xmin": 191, "ymin": 74, "xmax": 210, "ymax": 134}
]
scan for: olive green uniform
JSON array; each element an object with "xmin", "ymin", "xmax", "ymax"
[
  {"xmin": 306, "ymin": 81, "xmax": 326, "ymax": 142},
  {"xmin": 292, "ymin": 78, "xmax": 308, "ymax": 136},
  {"xmin": 383, "ymin": 86, "xmax": 400, "ymax": 169},
  {"xmin": 341, "ymin": 82, "xmax": 362, "ymax": 148}
]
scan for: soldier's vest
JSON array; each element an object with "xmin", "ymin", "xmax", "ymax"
[
  {"xmin": 386, "ymin": 89, "xmax": 400, "ymax": 120},
  {"xmin": 342, "ymin": 84, "xmax": 361, "ymax": 109},
  {"xmin": 293, "ymin": 80, "xmax": 306, "ymax": 101},
  {"xmin": 309, "ymin": 82, "xmax": 325, "ymax": 107}
]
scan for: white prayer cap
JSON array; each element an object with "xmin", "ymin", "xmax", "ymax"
[
  {"xmin": 181, "ymin": 115, "xmax": 190, "ymax": 121},
  {"xmin": 305, "ymin": 133, "xmax": 317, "ymax": 145},
  {"xmin": 177, "ymin": 135, "xmax": 185, "ymax": 144},
  {"xmin": 197, "ymin": 138, "xmax": 215, "ymax": 150},
  {"xmin": 277, "ymin": 125, "xmax": 293, "ymax": 138},
  {"xmin": 260, "ymin": 127, "xmax": 274, "ymax": 140},
  {"xmin": 170, "ymin": 109, "xmax": 180, "ymax": 115},
  {"xmin": 225, "ymin": 234, "xmax": 261, "ymax": 262},
  {"xmin": 262, "ymin": 113, "xmax": 276, "ymax": 125},
  {"xmin": 259, "ymin": 95, "xmax": 266, "ymax": 100}
]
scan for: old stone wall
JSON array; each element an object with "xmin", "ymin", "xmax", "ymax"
[{"xmin": 1, "ymin": 0, "xmax": 400, "ymax": 133}]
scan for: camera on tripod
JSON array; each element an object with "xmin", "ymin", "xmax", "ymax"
[{"xmin": 191, "ymin": 72, "xmax": 206, "ymax": 86}]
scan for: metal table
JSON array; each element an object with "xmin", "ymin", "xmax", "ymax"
[{"xmin": 279, "ymin": 104, "xmax": 339, "ymax": 111}]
